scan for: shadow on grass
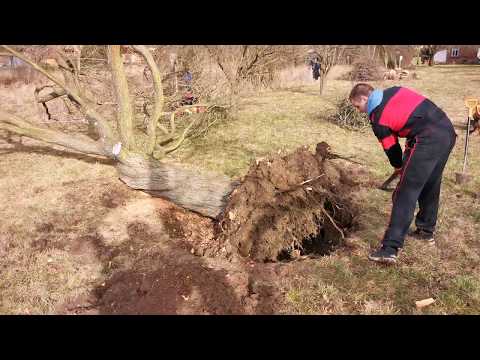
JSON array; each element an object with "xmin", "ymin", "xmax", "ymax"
[
  {"xmin": 0, "ymin": 140, "xmax": 115, "ymax": 166},
  {"xmin": 282, "ymin": 86, "xmax": 320, "ymax": 96}
]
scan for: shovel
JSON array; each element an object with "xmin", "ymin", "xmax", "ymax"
[
  {"xmin": 379, "ymin": 145, "xmax": 411, "ymax": 191},
  {"xmin": 455, "ymin": 98, "xmax": 478, "ymax": 184},
  {"xmin": 379, "ymin": 171, "xmax": 401, "ymax": 191}
]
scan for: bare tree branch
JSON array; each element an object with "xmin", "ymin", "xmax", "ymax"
[
  {"xmin": 132, "ymin": 45, "xmax": 169, "ymax": 153},
  {"xmin": 164, "ymin": 116, "xmax": 198, "ymax": 154},
  {"xmin": 205, "ymin": 46, "xmax": 234, "ymax": 87},
  {"xmin": 0, "ymin": 110, "xmax": 108, "ymax": 157},
  {"xmin": 169, "ymin": 112, "xmax": 176, "ymax": 134},
  {"xmin": 2, "ymin": 45, "xmax": 115, "ymax": 148},
  {"xmin": 34, "ymin": 85, "xmax": 67, "ymax": 104}
]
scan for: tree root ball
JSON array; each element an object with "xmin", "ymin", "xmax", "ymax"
[{"xmin": 217, "ymin": 142, "xmax": 359, "ymax": 262}]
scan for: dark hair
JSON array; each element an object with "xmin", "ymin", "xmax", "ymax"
[{"xmin": 349, "ymin": 83, "xmax": 374, "ymax": 100}]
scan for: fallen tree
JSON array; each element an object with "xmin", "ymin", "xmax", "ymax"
[
  {"xmin": 1, "ymin": 46, "xmax": 359, "ymax": 263},
  {"xmin": 0, "ymin": 45, "xmax": 233, "ymax": 218}
]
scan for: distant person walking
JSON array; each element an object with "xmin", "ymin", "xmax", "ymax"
[
  {"xmin": 310, "ymin": 58, "xmax": 321, "ymax": 80},
  {"xmin": 183, "ymin": 70, "xmax": 193, "ymax": 86},
  {"xmin": 10, "ymin": 56, "xmax": 24, "ymax": 68}
]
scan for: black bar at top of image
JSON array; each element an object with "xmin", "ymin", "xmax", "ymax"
[{"xmin": 1, "ymin": 4, "xmax": 479, "ymax": 44}]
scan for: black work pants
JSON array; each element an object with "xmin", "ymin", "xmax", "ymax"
[{"xmin": 382, "ymin": 118, "xmax": 457, "ymax": 250}]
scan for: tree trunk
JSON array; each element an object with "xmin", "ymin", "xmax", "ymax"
[
  {"xmin": 116, "ymin": 155, "xmax": 235, "ymax": 218},
  {"xmin": 174, "ymin": 62, "xmax": 178, "ymax": 95},
  {"xmin": 319, "ymin": 77, "xmax": 325, "ymax": 95},
  {"xmin": 73, "ymin": 45, "xmax": 82, "ymax": 74}
]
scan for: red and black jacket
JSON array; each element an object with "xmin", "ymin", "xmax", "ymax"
[{"xmin": 369, "ymin": 86, "xmax": 446, "ymax": 168}]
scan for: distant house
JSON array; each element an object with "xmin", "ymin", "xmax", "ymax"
[{"xmin": 434, "ymin": 46, "xmax": 480, "ymax": 64}]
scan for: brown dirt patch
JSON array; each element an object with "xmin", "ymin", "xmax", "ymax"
[
  {"xmin": 31, "ymin": 236, "xmax": 66, "ymax": 252},
  {"xmin": 81, "ymin": 243, "xmax": 288, "ymax": 315},
  {"xmin": 100, "ymin": 187, "xmax": 131, "ymax": 209},
  {"xmin": 93, "ymin": 248, "xmax": 248, "ymax": 315},
  {"xmin": 35, "ymin": 222, "xmax": 55, "ymax": 233},
  {"xmin": 156, "ymin": 203, "xmax": 218, "ymax": 257},
  {"xmin": 217, "ymin": 142, "xmax": 359, "ymax": 262}
]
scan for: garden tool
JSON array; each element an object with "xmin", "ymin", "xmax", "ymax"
[
  {"xmin": 379, "ymin": 142, "xmax": 413, "ymax": 191},
  {"xmin": 455, "ymin": 97, "xmax": 478, "ymax": 184},
  {"xmin": 380, "ymin": 170, "xmax": 401, "ymax": 191}
]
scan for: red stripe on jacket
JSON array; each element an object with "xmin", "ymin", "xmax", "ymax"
[
  {"xmin": 378, "ymin": 88, "xmax": 426, "ymax": 132},
  {"xmin": 380, "ymin": 134, "xmax": 398, "ymax": 150}
]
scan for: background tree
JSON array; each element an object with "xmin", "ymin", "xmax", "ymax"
[
  {"xmin": 308, "ymin": 45, "xmax": 346, "ymax": 95},
  {"xmin": 420, "ymin": 45, "xmax": 440, "ymax": 66},
  {"xmin": 205, "ymin": 45, "xmax": 283, "ymax": 95}
]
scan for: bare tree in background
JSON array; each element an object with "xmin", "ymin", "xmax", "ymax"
[
  {"xmin": 0, "ymin": 45, "xmax": 233, "ymax": 218},
  {"xmin": 310, "ymin": 45, "xmax": 346, "ymax": 95},
  {"xmin": 205, "ymin": 45, "xmax": 282, "ymax": 94},
  {"xmin": 420, "ymin": 45, "xmax": 440, "ymax": 66}
]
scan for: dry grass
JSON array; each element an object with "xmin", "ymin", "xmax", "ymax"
[
  {"xmin": 1, "ymin": 64, "xmax": 480, "ymax": 314},
  {"xmin": 271, "ymin": 65, "xmax": 315, "ymax": 88}
]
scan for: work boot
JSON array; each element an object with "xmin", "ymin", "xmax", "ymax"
[
  {"xmin": 409, "ymin": 228, "xmax": 435, "ymax": 245},
  {"xmin": 368, "ymin": 246, "xmax": 398, "ymax": 264}
]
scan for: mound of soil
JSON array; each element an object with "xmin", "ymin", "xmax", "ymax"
[{"xmin": 217, "ymin": 142, "xmax": 359, "ymax": 262}]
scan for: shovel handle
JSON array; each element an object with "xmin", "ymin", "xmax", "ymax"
[{"xmin": 463, "ymin": 116, "xmax": 472, "ymax": 173}]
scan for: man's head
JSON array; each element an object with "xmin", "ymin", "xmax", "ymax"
[{"xmin": 349, "ymin": 83, "xmax": 374, "ymax": 113}]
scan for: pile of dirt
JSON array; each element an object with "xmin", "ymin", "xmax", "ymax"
[{"xmin": 216, "ymin": 142, "xmax": 359, "ymax": 262}]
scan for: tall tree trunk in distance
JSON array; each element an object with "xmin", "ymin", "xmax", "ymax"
[
  {"xmin": 319, "ymin": 76, "xmax": 325, "ymax": 95},
  {"xmin": 170, "ymin": 52, "xmax": 178, "ymax": 95},
  {"xmin": 173, "ymin": 60, "xmax": 178, "ymax": 95}
]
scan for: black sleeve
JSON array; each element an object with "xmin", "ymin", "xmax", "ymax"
[
  {"xmin": 385, "ymin": 143, "xmax": 403, "ymax": 168},
  {"xmin": 371, "ymin": 121, "xmax": 403, "ymax": 169}
]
